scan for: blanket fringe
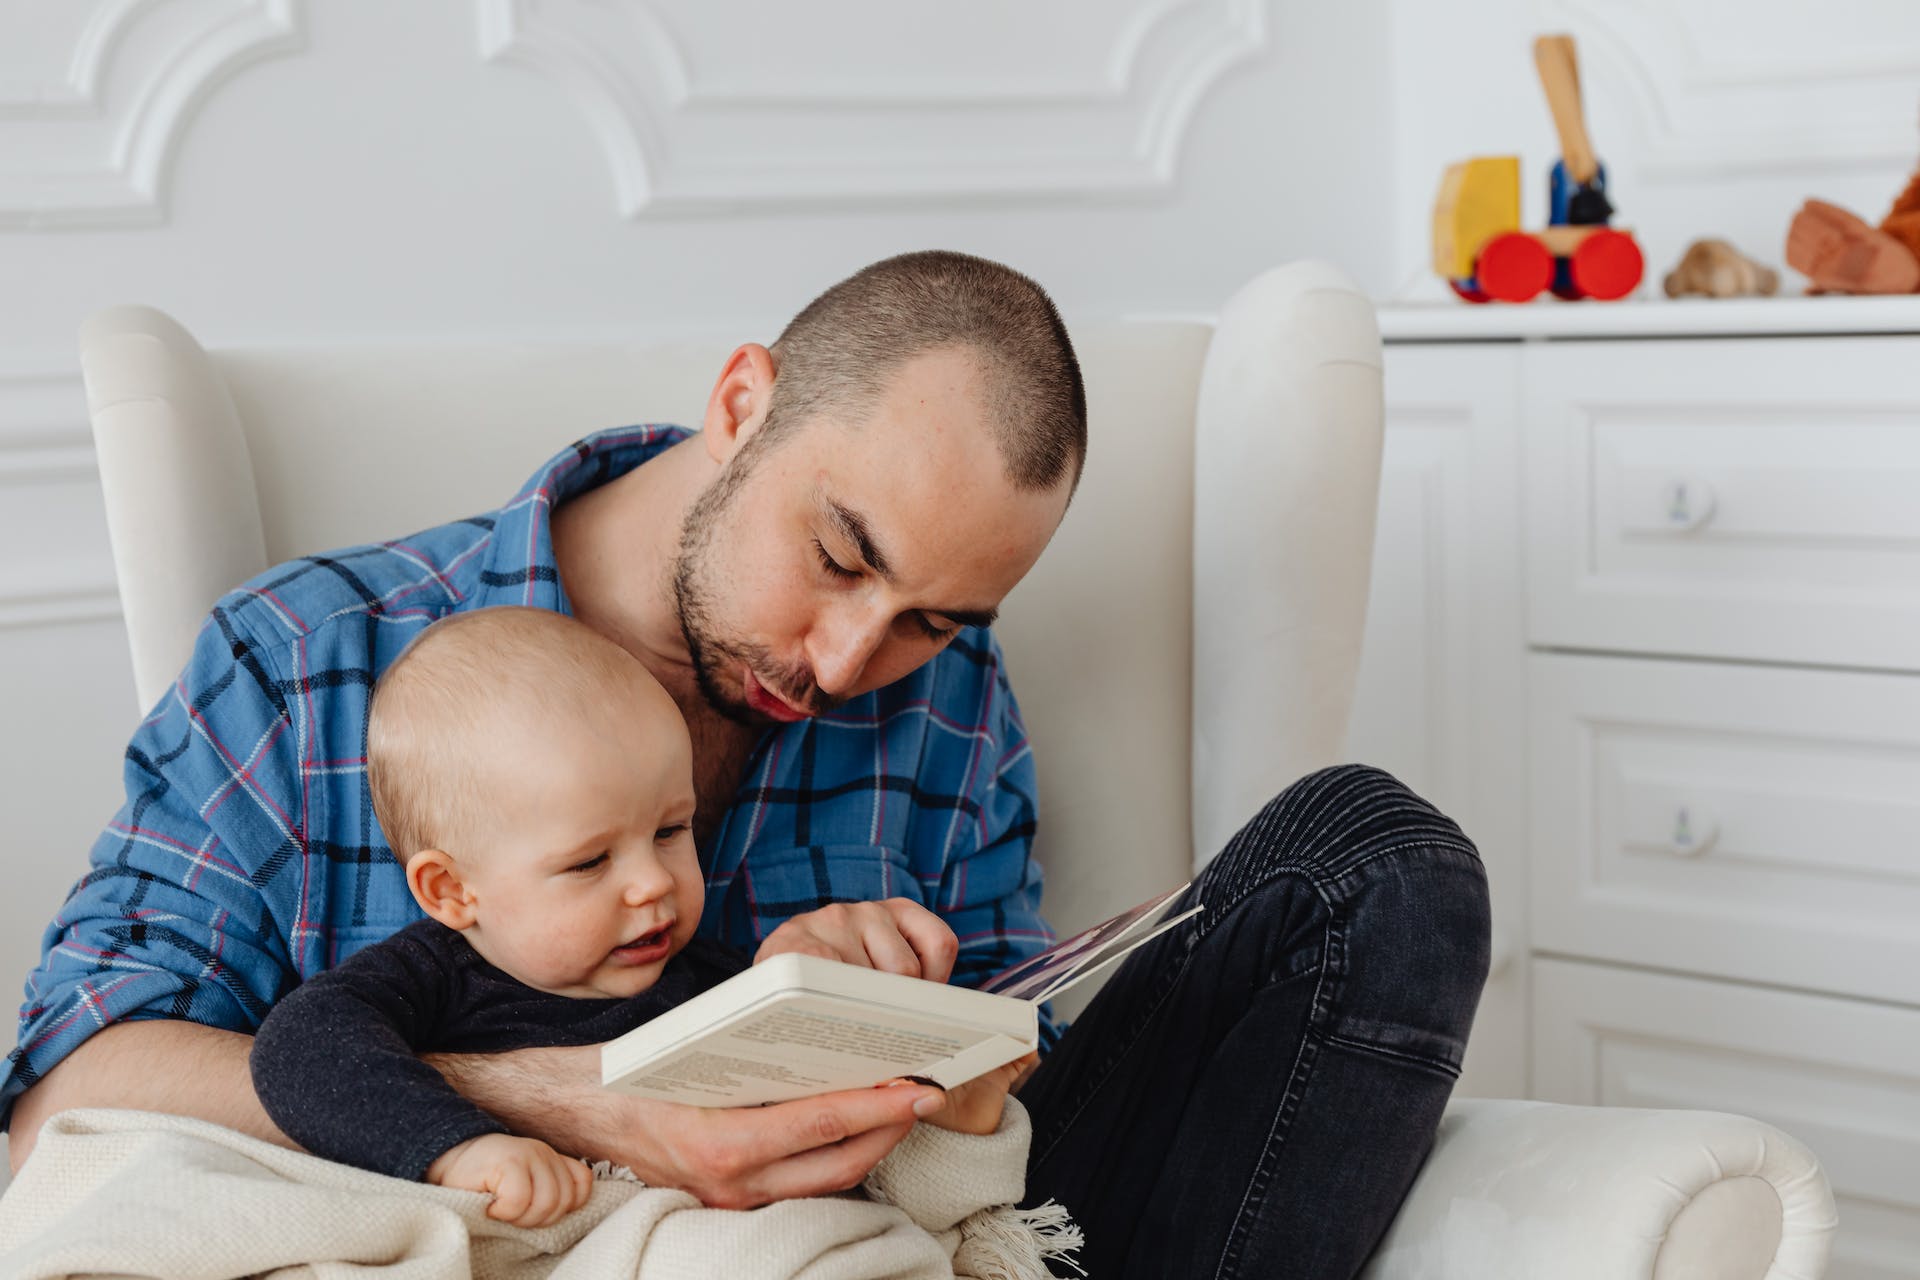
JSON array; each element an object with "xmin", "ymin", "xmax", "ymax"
[
  {"xmin": 589, "ymin": 1160, "xmax": 643, "ymax": 1183},
  {"xmin": 952, "ymin": 1199, "xmax": 1086, "ymax": 1280}
]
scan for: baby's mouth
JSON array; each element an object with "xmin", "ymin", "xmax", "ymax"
[{"xmin": 616, "ymin": 926, "xmax": 670, "ymax": 953}]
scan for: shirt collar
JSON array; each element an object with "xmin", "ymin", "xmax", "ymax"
[{"xmin": 474, "ymin": 424, "xmax": 693, "ymax": 614}]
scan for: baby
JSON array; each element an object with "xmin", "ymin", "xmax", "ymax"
[{"xmin": 250, "ymin": 606, "xmax": 1036, "ymax": 1234}]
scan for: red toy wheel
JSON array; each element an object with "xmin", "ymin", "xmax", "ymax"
[
  {"xmin": 1448, "ymin": 278, "xmax": 1492, "ymax": 304},
  {"xmin": 1570, "ymin": 229, "xmax": 1643, "ymax": 300},
  {"xmin": 1475, "ymin": 233, "xmax": 1553, "ymax": 302}
]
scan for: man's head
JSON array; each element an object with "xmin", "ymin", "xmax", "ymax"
[
  {"xmin": 367, "ymin": 607, "xmax": 704, "ymax": 999},
  {"xmin": 757, "ymin": 249, "xmax": 1086, "ymax": 495},
  {"xmin": 674, "ymin": 250, "xmax": 1085, "ymax": 724}
]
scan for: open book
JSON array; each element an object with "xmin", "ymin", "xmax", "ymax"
[{"xmin": 601, "ymin": 884, "xmax": 1202, "ymax": 1106}]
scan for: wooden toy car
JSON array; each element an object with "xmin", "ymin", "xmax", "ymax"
[
  {"xmin": 1433, "ymin": 156, "xmax": 1643, "ymax": 302},
  {"xmin": 1432, "ymin": 35, "xmax": 1645, "ymax": 304}
]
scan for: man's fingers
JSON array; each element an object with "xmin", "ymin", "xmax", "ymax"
[
  {"xmin": 756, "ymin": 900, "xmax": 959, "ymax": 984},
  {"xmin": 628, "ymin": 1085, "xmax": 944, "ymax": 1209},
  {"xmin": 859, "ymin": 916, "xmax": 923, "ymax": 977},
  {"xmin": 758, "ymin": 1084, "xmax": 941, "ymax": 1162},
  {"xmin": 755, "ymin": 931, "xmax": 838, "ymax": 966},
  {"xmin": 884, "ymin": 899, "xmax": 958, "ymax": 984},
  {"xmin": 741, "ymin": 1118, "xmax": 916, "ymax": 1205}
]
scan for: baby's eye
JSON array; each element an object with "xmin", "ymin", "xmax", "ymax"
[
  {"xmin": 655, "ymin": 824, "xmax": 691, "ymax": 843},
  {"xmin": 568, "ymin": 852, "xmax": 609, "ymax": 874}
]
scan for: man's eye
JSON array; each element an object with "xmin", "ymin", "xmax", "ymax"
[
  {"xmin": 813, "ymin": 540, "xmax": 858, "ymax": 580},
  {"xmin": 568, "ymin": 853, "xmax": 609, "ymax": 874},
  {"xmin": 915, "ymin": 613, "xmax": 958, "ymax": 642}
]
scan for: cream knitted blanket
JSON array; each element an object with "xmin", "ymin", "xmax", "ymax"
[{"xmin": 0, "ymin": 1102, "xmax": 1082, "ymax": 1279}]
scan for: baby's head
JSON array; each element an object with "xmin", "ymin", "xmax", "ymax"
[{"xmin": 367, "ymin": 607, "xmax": 702, "ymax": 999}]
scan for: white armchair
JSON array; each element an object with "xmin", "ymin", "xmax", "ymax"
[{"xmin": 74, "ymin": 264, "xmax": 1836, "ymax": 1278}]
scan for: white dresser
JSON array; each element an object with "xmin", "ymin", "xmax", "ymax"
[{"xmin": 1350, "ymin": 298, "xmax": 1920, "ymax": 1280}]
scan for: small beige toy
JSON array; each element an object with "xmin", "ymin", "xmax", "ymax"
[{"xmin": 1663, "ymin": 238, "xmax": 1780, "ymax": 299}]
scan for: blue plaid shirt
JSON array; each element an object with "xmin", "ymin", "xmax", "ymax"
[{"xmin": 4, "ymin": 426, "xmax": 1056, "ymax": 1128}]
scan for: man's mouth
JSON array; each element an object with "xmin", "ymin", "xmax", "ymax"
[{"xmin": 743, "ymin": 667, "xmax": 812, "ymax": 723}]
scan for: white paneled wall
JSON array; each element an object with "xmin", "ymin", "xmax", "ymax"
[
  {"xmin": 0, "ymin": 0, "xmax": 1395, "ymax": 1150},
  {"xmin": 0, "ymin": 363, "xmax": 128, "ymax": 993},
  {"xmin": 0, "ymin": 0, "xmax": 1395, "ymax": 356},
  {"xmin": 0, "ymin": 0, "xmax": 304, "ymax": 229},
  {"xmin": 475, "ymin": 0, "xmax": 1272, "ymax": 212}
]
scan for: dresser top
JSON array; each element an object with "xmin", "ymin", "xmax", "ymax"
[{"xmin": 1377, "ymin": 294, "xmax": 1920, "ymax": 342}]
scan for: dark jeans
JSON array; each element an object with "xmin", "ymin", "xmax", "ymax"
[{"xmin": 1018, "ymin": 765, "xmax": 1492, "ymax": 1279}]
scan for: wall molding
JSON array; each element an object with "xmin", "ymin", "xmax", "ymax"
[
  {"xmin": 0, "ymin": 442, "xmax": 99, "ymax": 485},
  {"xmin": 0, "ymin": 590, "xmax": 124, "ymax": 631},
  {"xmin": 1552, "ymin": 0, "xmax": 1920, "ymax": 177},
  {"xmin": 0, "ymin": 370, "xmax": 121, "ymax": 631},
  {"xmin": 0, "ymin": 0, "xmax": 156, "ymax": 114},
  {"xmin": 0, "ymin": 0, "xmax": 304, "ymax": 229},
  {"xmin": 476, "ymin": 0, "xmax": 1266, "ymax": 215}
]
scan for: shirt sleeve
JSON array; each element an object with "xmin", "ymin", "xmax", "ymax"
[
  {"xmin": 4, "ymin": 603, "xmax": 305, "ymax": 1129},
  {"xmin": 250, "ymin": 928, "xmax": 506, "ymax": 1181},
  {"xmin": 937, "ymin": 635, "xmax": 1063, "ymax": 1052}
]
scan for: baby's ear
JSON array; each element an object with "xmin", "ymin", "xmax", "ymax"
[{"xmin": 407, "ymin": 849, "xmax": 477, "ymax": 930}]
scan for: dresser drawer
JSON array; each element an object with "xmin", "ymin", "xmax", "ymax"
[
  {"xmin": 1524, "ymin": 337, "xmax": 1920, "ymax": 671},
  {"xmin": 1529, "ymin": 653, "xmax": 1920, "ymax": 1006},
  {"xmin": 1532, "ymin": 957, "xmax": 1920, "ymax": 1279}
]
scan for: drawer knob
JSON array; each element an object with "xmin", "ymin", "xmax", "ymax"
[
  {"xmin": 1662, "ymin": 477, "xmax": 1717, "ymax": 532},
  {"xmin": 1666, "ymin": 806, "xmax": 1718, "ymax": 857}
]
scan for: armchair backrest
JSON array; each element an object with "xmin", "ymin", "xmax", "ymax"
[{"xmin": 79, "ymin": 263, "xmax": 1382, "ymax": 965}]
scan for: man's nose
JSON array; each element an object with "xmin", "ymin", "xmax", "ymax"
[{"xmin": 807, "ymin": 600, "xmax": 892, "ymax": 698}]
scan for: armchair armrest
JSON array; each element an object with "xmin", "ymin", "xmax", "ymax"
[
  {"xmin": 1361, "ymin": 1099, "xmax": 1837, "ymax": 1280},
  {"xmin": 80, "ymin": 304, "xmax": 269, "ymax": 711}
]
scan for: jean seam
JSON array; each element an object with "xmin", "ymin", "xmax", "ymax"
[
  {"xmin": 1321, "ymin": 1030, "xmax": 1464, "ymax": 1080},
  {"xmin": 1321, "ymin": 838, "xmax": 1486, "ymax": 898},
  {"xmin": 1030, "ymin": 850, "xmax": 1309, "ymax": 1167},
  {"xmin": 1212, "ymin": 900, "xmax": 1344, "ymax": 1280},
  {"xmin": 1214, "ymin": 842, "xmax": 1480, "ymax": 1276},
  {"xmin": 1027, "ymin": 927, "xmax": 1199, "ymax": 1169},
  {"xmin": 1030, "ymin": 843, "xmax": 1323, "ymax": 1166}
]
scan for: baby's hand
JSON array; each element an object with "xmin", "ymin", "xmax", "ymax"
[
  {"xmin": 895, "ymin": 1051, "xmax": 1039, "ymax": 1136},
  {"xmin": 426, "ymin": 1133, "xmax": 594, "ymax": 1228}
]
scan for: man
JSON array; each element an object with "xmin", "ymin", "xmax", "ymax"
[{"xmin": 6, "ymin": 251, "xmax": 1489, "ymax": 1276}]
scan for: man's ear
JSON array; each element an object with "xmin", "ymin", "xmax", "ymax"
[
  {"xmin": 406, "ymin": 849, "xmax": 478, "ymax": 930},
  {"xmin": 701, "ymin": 343, "xmax": 777, "ymax": 465}
]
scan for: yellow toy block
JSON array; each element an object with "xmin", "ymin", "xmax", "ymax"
[{"xmin": 1432, "ymin": 156, "xmax": 1521, "ymax": 279}]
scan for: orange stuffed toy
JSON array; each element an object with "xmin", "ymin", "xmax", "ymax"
[{"xmin": 1785, "ymin": 165, "xmax": 1920, "ymax": 294}]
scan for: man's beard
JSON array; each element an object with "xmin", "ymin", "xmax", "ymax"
[{"xmin": 670, "ymin": 438, "xmax": 836, "ymax": 726}]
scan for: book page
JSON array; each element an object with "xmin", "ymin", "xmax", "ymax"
[
  {"xmin": 979, "ymin": 881, "xmax": 1197, "ymax": 1002},
  {"xmin": 608, "ymin": 994, "xmax": 1024, "ymax": 1107}
]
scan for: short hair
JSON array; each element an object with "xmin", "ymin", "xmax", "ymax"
[
  {"xmin": 365, "ymin": 607, "xmax": 667, "ymax": 863},
  {"xmin": 763, "ymin": 250, "xmax": 1087, "ymax": 493}
]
